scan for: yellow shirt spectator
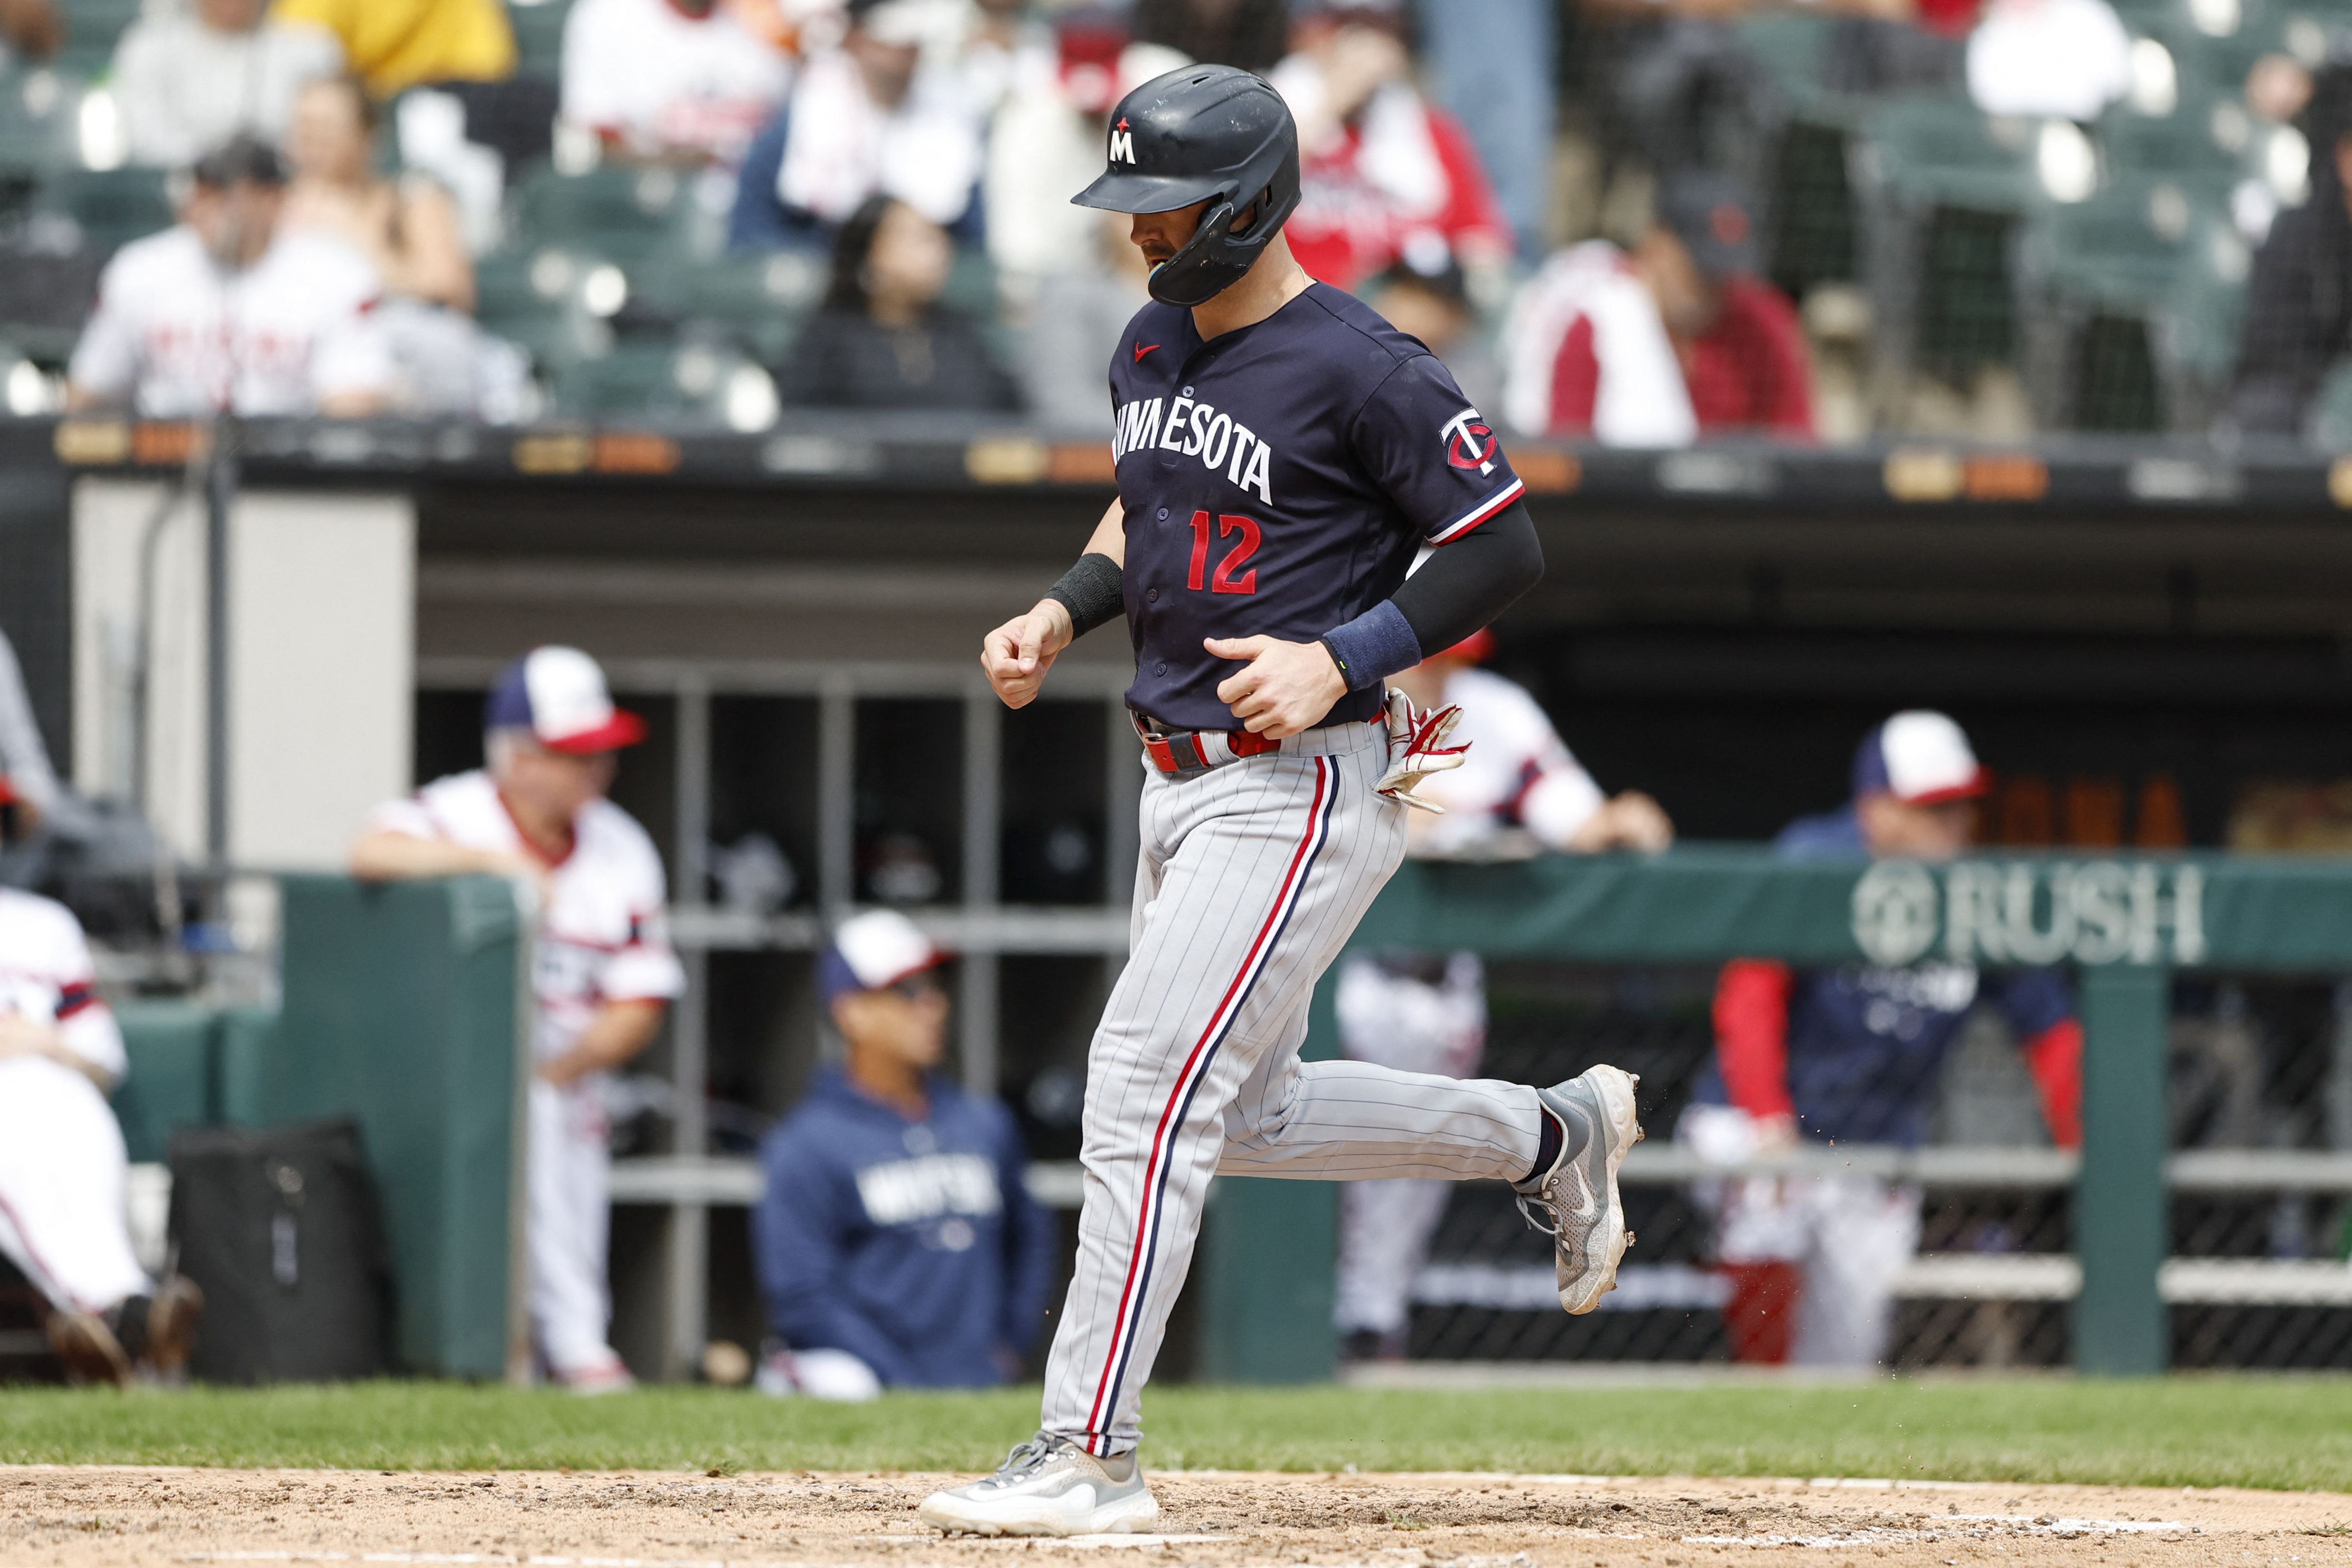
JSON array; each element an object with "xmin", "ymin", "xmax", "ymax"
[{"xmin": 270, "ymin": 0, "xmax": 514, "ymax": 96}]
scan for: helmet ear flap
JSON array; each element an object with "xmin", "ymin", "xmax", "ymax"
[{"xmin": 1146, "ymin": 194, "xmax": 1245, "ymax": 307}]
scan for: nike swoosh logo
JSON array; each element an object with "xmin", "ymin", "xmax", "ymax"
[{"xmin": 1133, "ymin": 343, "xmax": 1160, "ymax": 362}]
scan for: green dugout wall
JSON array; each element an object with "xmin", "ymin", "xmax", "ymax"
[
  {"xmin": 1200, "ymin": 847, "xmax": 2322, "ymax": 1382},
  {"xmin": 114, "ymin": 876, "xmax": 531, "ymax": 1381}
]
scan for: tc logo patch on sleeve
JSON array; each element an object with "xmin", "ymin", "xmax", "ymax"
[{"xmin": 1442, "ymin": 408, "xmax": 1499, "ymax": 477}]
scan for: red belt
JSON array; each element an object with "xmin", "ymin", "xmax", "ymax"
[{"xmin": 1131, "ymin": 713, "xmax": 1282, "ymax": 774}]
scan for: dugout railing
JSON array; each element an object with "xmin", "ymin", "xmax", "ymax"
[{"xmin": 1203, "ymin": 848, "xmax": 2352, "ymax": 1383}]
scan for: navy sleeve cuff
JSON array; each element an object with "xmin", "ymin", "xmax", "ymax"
[{"xmin": 1319, "ymin": 599, "xmax": 1423, "ymax": 692}]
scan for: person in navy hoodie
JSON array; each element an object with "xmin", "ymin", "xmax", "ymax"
[{"xmin": 753, "ymin": 910, "xmax": 1056, "ymax": 1397}]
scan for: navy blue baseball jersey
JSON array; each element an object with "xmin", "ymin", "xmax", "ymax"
[{"xmin": 1108, "ymin": 282, "xmax": 1524, "ymax": 733}]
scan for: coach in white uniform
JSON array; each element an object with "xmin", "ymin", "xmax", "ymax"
[
  {"xmin": 1332, "ymin": 630, "xmax": 1672, "ymax": 1359},
  {"xmin": 352, "ymin": 647, "xmax": 683, "ymax": 1393},
  {"xmin": 0, "ymin": 775, "xmax": 203, "ymax": 1385},
  {"xmin": 67, "ymin": 135, "xmax": 392, "ymax": 420}
]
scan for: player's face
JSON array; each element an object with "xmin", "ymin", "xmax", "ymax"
[
  {"xmin": 1128, "ymin": 200, "xmax": 1211, "ymax": 269},
  {"xmin": 1858, "ymin": 793, "xmax": 1978, "ymax": 862},
  {"xmin": 835, "ymin": 975, "xmax": 950, "ymax": 1069}
]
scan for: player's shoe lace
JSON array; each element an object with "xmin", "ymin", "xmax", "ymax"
[
  {"xmin": 1513, "ymin": 1065, "xmax": 1644, "ymax": 1315},
  {"xmin": 1375, "ymin": 688, "xmax": 1470, "ymax": 813}
]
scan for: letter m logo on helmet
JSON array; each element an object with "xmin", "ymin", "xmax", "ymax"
[{"xmin": 1109, "ymin": 117, "xmax": 1136, "ymax": 164}]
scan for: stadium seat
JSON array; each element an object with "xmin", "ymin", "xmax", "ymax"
[
  {"xmin": 29, "ymin": 165, "xmax": 173, "ymax": 256},
  {"xmin": 505, "ymin": 0, "xmax": 574, "ymax": 80},
  {"xmin": 2100, "ymin": 98, "xmax": 2255, "ymax": 187},
  {"xmin": 1853, "ymin": 96, "xmax": 2040, "ymax": 214},
  {"xmin": 1849, "ymin": 98, "xmax": 2041, "ymax": 393},
  {"xmin": 472, "ymin": 247, "xmax": 615, "ymax": 369},
  {"xmin": 54, "ymin": 0, "xmax": 143, "ymax": 76},
  {"xmin": 2016, "ymin": 178, "xmax": 2250, "ymax": 429},
  {"xmin": 547, "ymin": 339, "xmax": 770, "ymax": 424},
  {"xmin": 509, "ymin": 163, "xmax": 691, "ymax": 261},
  {"xmin": 626, "ymin": 249, "xmax": 823, "ymax": 363},
  {"xmin": 0, "ymin": 67, "xmax": 81, "ymax": 186}
]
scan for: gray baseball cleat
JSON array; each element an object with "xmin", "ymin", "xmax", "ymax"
[
  {"xmin": 1513, "ymin": 1064, "xmax": 1643, "ymax": 1315},
  {"xmin": 918, "ymin": 1432, "xmax": 1159, "ymax": 1537}
]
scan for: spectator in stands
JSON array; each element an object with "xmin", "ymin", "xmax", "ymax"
[
  {"xmin": 1023, "ymin": 208, "xmax": 1150, "ymax": 431},
  {"xmin": 1130, "ymin": 0, "xmax": 1288, "ymax": 77},
  {"xmin": 0, "ymin": 0, "xmax": 60, "ymax": 65},
  {"xmin": 560, "ymin": 0, "xmax": 790, "ymax": 167},
  {"xmin": 270, "ymin": 0, "xmax": 514, "ymax": 98},
  {"xmin": 0, "ymin": 779, "xmax": 204, "ymax": 1388},
  {"xmin": 285, "ymin": 78, "xmax": 472, "ymax": 312},
  {"xmin": 284, "ymin": 76, "xmax": 528, "ymax": 418},
  {"xmin": 1334, "ymin": 631, "xmax": 1672, "ymax": 1360},
  {"xmin": 730, "ymin": 0, "xmax": 985, "ymax": 252},
  {"xmin": 752, "ymin": 911, "xmax": 1056, "ymax": 1396},
  {"xmin": 2229, "ymin": 65, "xmax": 2352, "ymax": 440},
  {"xmin": 0, "ymin": 628, "xmax": 58, "ymax": 838},
  {"xmin": 1362, "ymin": 235, "xmax": 1502, "ymax": 417},
  {"xmin": 982, "ymin": 5, "xmax": 1186, "ymax": 302},
  {"xmin": 1502, "ymin": 173, "xmax": 1812, "ymax": 445},
  {"xmin": 1268, "ymin": 0, "xmax": 1511, "ymax": 292},
  {"xmin": 113, "ymin": 0, "xmax": 343, "ymax": 171},
  {"xmin": 1420, "ymin": 0, "xmax": 1551, "ymax": 264},
  {"xmin": 1684, "ymin": 711, "xmax": 2082, "ymax": 1368},
  {"xmin": 775, "ymin": 194, "xmax": 1019, "ymax": 412},
  {"xmin": 351, "ymin": 646, "xmax": 685, "ymax": 1394},
  {"xmin": 67, "ymin": 137, "xmax": 393, "ymax": 420}
]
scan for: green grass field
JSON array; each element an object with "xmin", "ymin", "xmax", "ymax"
[{"xmin": 3, "ymin": 1378, "xmax": 2350, "ymax": 1491}]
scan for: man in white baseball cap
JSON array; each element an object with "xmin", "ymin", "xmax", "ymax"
[
  {"xmin": 351, "ymin": 646, "xmax": 683, "ymax": 1393},
  {"xmin": 1682, "ymin": 710, "xmax": 2081, "ymax": 1369}
]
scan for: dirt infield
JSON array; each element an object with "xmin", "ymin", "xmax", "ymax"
[{"xmin": 8, "ymin": 1467, "xmax": 2352, "ymax": 1568}]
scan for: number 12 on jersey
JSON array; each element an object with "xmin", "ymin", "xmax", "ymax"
[{"xmin": 1185, "ymin": 511, "xmax": 1259, "ymax": 595}]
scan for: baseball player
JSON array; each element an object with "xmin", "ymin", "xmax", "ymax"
[
  {"xmin": 0, "ymin": 775, "xmax": 204, "ymax": 1386},
  {"xmin": 921, "ymin": 66, "xmax": 1642, "ymax": 1537},
  {"xmin": 1684, "ymin": 711, "xmax": 2081, "ymax": 1366},
  {"xmin": 1335, "ymin": 630, "xmax": 1673, "ymax": 1360},
  {"xmin": 350, "ymin": 646, "xmax": 683, "ymax": 1393}
]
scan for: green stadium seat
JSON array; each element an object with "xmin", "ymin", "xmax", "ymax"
[
  {"xmin": 472, "ymin": 247, "xmax": 615, "ymax": 369},
  {"xmin": 1854, "ymin": 96, "xmax": 2041, "ymax": 213},
  {"xmin": 2101, "ymin": 97, "xmax": 2255, "ymax": 186},
  {"xmin": 509, "ymin": 163, "xmax": 691, "ymax": 261},
  {"xmin": 30, "ymin": 164, "xmax": 173, "ymax": 254},
  {"xmin": 0, "ymin": 67, "xmax": 81, "ymax": 183},
  {"xmin": 2016, "ymin": 178, "xmax": 2249, "ymax": 428},
  {"xmin": 54, "ymin": 0, "xmax": 143, "ymax": 76},
  {"xmin": 627, "ymin": 249, "xmax": 822, "ymax": 362},
  {"xmin": 505, "ymin": 0, "xmax": 574, "ymax": 79}
]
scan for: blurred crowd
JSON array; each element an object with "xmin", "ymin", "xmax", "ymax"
[{"xmin": 3, "ymin": 0, "xmax": 2352, "ymax": 442}]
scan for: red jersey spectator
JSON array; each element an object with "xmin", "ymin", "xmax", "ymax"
[
  {"xmin": 1267, "ymin": 2, "xmax": 1511, "ymax": 292},
  {"xmin": 1504, "ymin": 173, "xmax": 1813, "ymax": 445}
]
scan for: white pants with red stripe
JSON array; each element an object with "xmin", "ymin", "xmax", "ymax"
[
  {"xmin": 1040, "ymin": 722, "xmax": 1543, "ymax": 1454},
  {"xmin": 0, "ymin": 1057, "xmax": 150, "ymax": 1315}
]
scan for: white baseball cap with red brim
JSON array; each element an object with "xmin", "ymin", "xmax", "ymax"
[
  {"xmin": 1854, "ymin": 710, "xmax": 1990, "ymax": 805},
  {"xmin": 488, "ymin": 646, "xmax": 645, "ymax": 754}
]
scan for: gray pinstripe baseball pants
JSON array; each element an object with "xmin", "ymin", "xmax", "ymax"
[{"xmin": 1041, "ymin": 720, "xmax": 1544, "ymax": 1455}]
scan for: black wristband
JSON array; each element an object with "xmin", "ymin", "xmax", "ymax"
[{"xmin": 1044, "ymin": 552, "xmax": 1126, "ymax": 638}]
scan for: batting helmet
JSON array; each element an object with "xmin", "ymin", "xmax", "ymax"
[{"xmin": 1071, "ymin": 64, "xmax": 1301, "ymax": 308}]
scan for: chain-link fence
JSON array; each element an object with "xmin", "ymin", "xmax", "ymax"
[{"xmin": 1393, "ymin": 963, "xmax": 2352, "ymax": 1369}]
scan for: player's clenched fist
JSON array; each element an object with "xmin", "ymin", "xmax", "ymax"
[
  {"xmin": 1207, "ymin": 635, "xmax": 1347, "ymax": 738},
  {"xmin": 981, "ymin": 598, "xmax": 1075, "ymax": 709}
]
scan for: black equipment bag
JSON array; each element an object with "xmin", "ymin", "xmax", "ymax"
[{"xmin": 166, "ymin": 1117, "xmax": 394, "ymax": 1383}]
